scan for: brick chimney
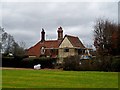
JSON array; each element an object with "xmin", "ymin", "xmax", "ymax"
[
  {"xmin": 57, "ymin": 27, "xmax": 63, "ymax": 40},
  {"xmin": 41, "ymin": 28, "xmax": 45, "ymax": 42}
]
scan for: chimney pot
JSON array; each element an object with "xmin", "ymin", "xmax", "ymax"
[
  {"xmin": 41, "ymin": 28, "xmax": 45, "ymax": 42},
  {"xmin": 57, "ymin": 26, "xmax": 63, "ymax": 40}
]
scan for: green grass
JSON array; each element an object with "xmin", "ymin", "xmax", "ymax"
[{"xmin": 2, "ymin": 69, "xmax": 118, "ymax": 88}]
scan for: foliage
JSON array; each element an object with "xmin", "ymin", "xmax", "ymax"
[
  {"xmin": 22, "ymin": 57, "xmax": 57, "ymax": 68},
  {"xmin": 2, "ymin": 56, "xmax": 57, "ymax": 69},
  {"xmin": 2, "ymin": 69, "xmax": 118, "ymax": 88},
  {"xmin": 0, "ymin": 26, "xmax": 26, "ymax": 56},
  {"xmin": 94, "ymin": 19, "xmax": 119, "ymax": 56},
  {"xmin": 92, "ymin": 18, "xmax": 120, "ymax": 72},
  {"xmin": 63, "ymin": 55, "xmax": 120, "ymax": 72},
  {"xmin": 91, "ymin": 56, "xmax": 112, "ymax": 71},
  {"xmin": 63, "ymin": 55, "xmax": 93, "ymax": 71},
  {"xmin": 117, "ymin": 24, "xmax": 120, "ymax": 54},
  {"xmin": 12, "ymin": 42, "xmax": 26, "ymax": 56},
  {"xmin": 2, "ymin": 55, "xmax": 27, "ymax": 68},
  {"xmin": 111, "ymin": 56, "xmax": 120, "ymax": 72},
  {"xmin": 63, "ymin": 55, "xmax": 80, "ymax": 71},
  {"xmin": 0, "ymin": 27, "xmax": 15, "ymax": 54}
]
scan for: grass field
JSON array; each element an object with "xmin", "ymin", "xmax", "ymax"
[{"xmin": 2, "ymin": 68, "xmax": 118, "ymax": 88}]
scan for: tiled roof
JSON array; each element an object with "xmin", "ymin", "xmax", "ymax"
[
  {"xmin": 41, "ymin": 40, "xmax": 61, "ymax": 48},
  {"xmin": 27, "ymin": 35, "xmax": 85, "ymax": 57},
  {"xmin": 27, "ymin": 40, "xmax": 61, "ymax": 57},
  {"xmin": 65, "ymin": 35, "xmax": 85, "ymax": 48}
]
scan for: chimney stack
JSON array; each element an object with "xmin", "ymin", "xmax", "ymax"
[
  {"xmin": 57, "ymin": 27, "xmax": 63, "ymax": 40},
  {"xmin": 41, "ymin": 28, "xmax": 45, "ymax": 42}
]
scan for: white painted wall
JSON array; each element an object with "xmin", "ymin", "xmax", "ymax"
[{"xmin": 59, "ymin": 37, "xmax": 73, "ymax": 48}]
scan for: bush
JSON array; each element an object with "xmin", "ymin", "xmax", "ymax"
[
  {"xmin": 63, "ymin": 56, "xmax": 80, "ymax": 71},
  {"xmin": 91, "ymin": 55, "xmax": 120, "ymax": 72},
  {"xmin": 111, "ymin": 56, "xmax": 120, "ymax": 72},
  {"xmin": 22, "ymin": 57, "xmax": 35, "ymax": 68},
  {"xmin": 63, "ymin": 55, "xmax": 93, "ymax": 71},
  {"xmin": 2, "ymin": 54, "xmax": 120, "ymax": 71},
  {"xmin": 63, "ymin": 55, "xmax": 120, "ymax": 72},
  {"xmin": 2, "ymin": 55, "xmax": 57, "ymax": 69},
  {"xmin": 2, "ymin": 56, "xmax": 15, "ymax": 67},
  {"xmin": 22, "ymin": 57, "xmax": 57, "ymax": 69},
  {"xmin": 2, "ymin": 55, "xmax": 28, "ymax": 68}
]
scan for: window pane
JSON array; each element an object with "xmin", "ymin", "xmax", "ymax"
[{"xmin": 64, "ymin": 48, "xmax": 69, "ymax": 52}]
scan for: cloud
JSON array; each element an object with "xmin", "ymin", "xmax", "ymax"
[
  {"xmin": 1, "ymin": 1, "xmax": 118, "ymax": 48},
  {"xmin": 2, "ymin": 0, "xmax": 119, "ymax": 2}
]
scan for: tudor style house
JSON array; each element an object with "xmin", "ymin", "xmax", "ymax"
[
  {"xmin": 58, "ymin": 35, "xmax": 86, "ymax": 63},
  {"xmin": 27, "ymin": 27, "xmax": 91, "ymax": 63}
]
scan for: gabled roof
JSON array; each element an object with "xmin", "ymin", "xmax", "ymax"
[
  {"xmin": 28, "ymin": 40, "xmax": 61, "ymax": 50},
  {"xmin": 61, "ymin": 35, "xmax": 85, "ymax": 48},
  {"xmin": 27, "ymin": 34, "xmax": 85, "ymax": 57},
  {"xmin": 40, "ymin": 40, "xmax": 61, "ymax": 48},
  {"xmin": 27, "ymin": 40, "xmax": 62, "ymax": 57}
]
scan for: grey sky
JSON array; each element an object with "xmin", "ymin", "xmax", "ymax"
[{"xmin": 1, "ymin": 1, "xmax": 118, "ymax": 49}]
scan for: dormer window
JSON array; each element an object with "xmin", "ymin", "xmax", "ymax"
[{"xmin": 41, "ymin": 46, "xmax": 45, "ymax": 54}]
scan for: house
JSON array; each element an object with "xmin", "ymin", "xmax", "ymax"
[
  {"xmin": 27, "ymin": 27, "xmax": 63, "ymax": 58},
  {"xmin": 58, "ymin": 35, "xmax": 86, "ymax": 63},
  {"xmin": 27, "ymin": 27, "xmax": 91, "ymax": 63}
]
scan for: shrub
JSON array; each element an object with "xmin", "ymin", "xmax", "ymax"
[
  {"xmin": 91, "ymin": 55, "xmax": 120, "ymax": 72},
  {"xmin": 2, "ymin": 56, "xmax": 15, "ymax": 67},
  {"xmin": 111, "ymin": 56, "xmax": 120, "ymax": 72},
  {"xmin": 63, "ymin": 55, "xmax": 80, "ymax": 71},
  {"xmin": 22, "ymin": 57, "xmax": 57, "ymax": 69},
  {"xmin": 63, "ymin": 55, "xmax": 93, "ymax": 71},
  {"xmin": 2, "ymin": 55, "xmax": 28, "ymax": 68},
  {"xmin": 22, "ymin": 57, "xmax": 35, "ymax": 68},
  {"xmin": 63, "ymin": 55, "xmax": 120, "ymax": 72}
]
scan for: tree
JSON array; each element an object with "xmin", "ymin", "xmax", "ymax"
[
  {"xmin": 117, "ymin": 24, "xmax": 120, "ymax": 55},
  {"xmin": 0, "ymin": 27, "xmax": 15, "ymax": 54},
  {"xmin": 12, "ymin": 41, "xmax": 26, "ymax": 56},
  {"xmin": 4, "ymin": 34, "xmax": 15, "ymax": 54},
  {"xmin": 0, "ymin": 27, "xmax": 4, "ymax": 53},
  {"xmin": 0, "ymin": 26, "xmax": 26, "ymax": 56},
  {"xmin": 93, "ymin": 19, "xmax": 120, "ymax": 71},
  {"xmin": 94, "ymin": 19, "xmax": 118, "ymax": 56}
]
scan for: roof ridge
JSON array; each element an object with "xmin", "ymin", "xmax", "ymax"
[
  {"xmin": 65, "ymin": 34, "xmax": 85, "ymax": 48},
  {"xmin": 45, "ymin": 40, "xmax": 59, "ymax": 42},
  {"xmin": 65, "ymin": 34, "xmax": 77, "ymax": 38}
]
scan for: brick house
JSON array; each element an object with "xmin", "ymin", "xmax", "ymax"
[
  {"xmin": 27, "ymin": 27, "xmax": 63, "ymax": 58},
  {"xmin": 27, "ymin": 27, "xmax": 91, "ymax": 63}
]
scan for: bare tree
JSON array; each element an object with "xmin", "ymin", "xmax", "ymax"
[
  {"xmin": 94, "ymin": 19, "xmax": 118, "ymax": 56},
  {"xmin": 5, "ymin": 34, "xmax": 15, "ymax": 54},
  {"xmin": 117, "ymin": 24, "xmax": 120, "ymax": 54},
  {"xmin": 0, "ymin": 26, "xmax": 26, "ymax": 56},
  {"xmin": 0, "ymin": 27, "xmax": 4, "ymax": 53},
  {"xmin": 19, "ymin": 41, "xmax": 26, "ymax": 50},
  {"xmin": 12, "ymin": 41, "xmax": 26, "ymax": 56}
]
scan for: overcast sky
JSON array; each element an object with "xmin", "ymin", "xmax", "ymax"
[{"xmin": 1, "ymin": 0, "xmax": 118, "ymax": 49}]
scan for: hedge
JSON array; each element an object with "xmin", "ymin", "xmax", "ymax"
[
  {"xmin": 2, "ymin": 56, "xmax": 57, "ymax": 69},
  {"xmin": 63, "ymin": 55, "xmax": 120, "ymax": 72}
]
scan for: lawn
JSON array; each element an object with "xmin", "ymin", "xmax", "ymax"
[{"xmin": 2, "ymin": 69, "xmax": 118, "ymax": 88}]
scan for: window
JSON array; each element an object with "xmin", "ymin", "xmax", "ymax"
[
  {"xmin": 78, "ymin": 49, "xmax": 82, "ymax": 54},
  {"xmin": 64, "ymin": 48, "xmax": 69, "ymax": 52},
  {"xmin": 51, "ymin": 49, "xmax": 55, "ymax": 53},
  {"xmin": 41, "ymin": 47, "xmax": 45, "ymax": 54}
]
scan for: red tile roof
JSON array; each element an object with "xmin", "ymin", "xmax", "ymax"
[
  {"xmin": 65, "ymin": 35, "xmax": 85, "ymax": 48},
  {"xmin": 42, "ymin": 40, "xmax": 61, "ymax": 48},
  {"xmin": 27, "ymin": 35, "xmax": 85, "ymax": 57},
  {"xmin": 27, "ymin": 40, "xmax": 61, "ymax": 57}
]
